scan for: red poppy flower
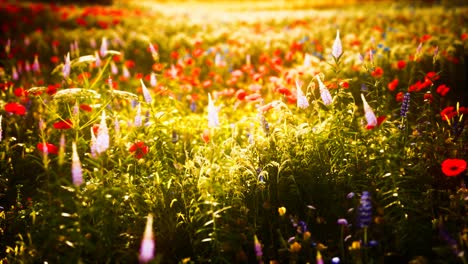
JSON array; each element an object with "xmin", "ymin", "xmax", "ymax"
[
  {"xmin": 441, "ymin": 159, "xmax": 467, "ymax": 177},
  {"xmin": 245, "ymin": 93, "xmax": 262, "ymax": 102},
  {"xmin": 50, "ymin": 56, "xmax": 60, "ymax": 64},
  {"xmin": 387, "ymin": 79, "xmax": 398, "ymax": 91},
  {"xmin": 129, "ymin": 141, "xmax": 149, "ymax": 159},
  {"xmin": 366, "ymin": 116, "xmax": 386, "ymax": 130},
  {"xmin": 462, "ymin": 33, "xmax": 468, "ymax": 41},
  {"xmin": 423, "ymin": 93, "xmax": 433, "ymax": 103},
  {"xmin": 420, "ymin": 34, "xmax": 432, "ymax": 43},
  {"xmin": 53, "ymin": 119, "xmax": 73, "ymax": 129},
  {"xmin": 201, "ymin": 129, "xmax": 210, "ymax": 143},
  {"xmin": 396, "ymin": 60, "xmax": 406, "ymax": 70},
  {"xmin": 37, "ymin": 142, "xmax": 58, "ymax": 155},
  {"xmin": 424, "ymin": 71, "xmax": 439, "ymax": 84},
  {"xmin": 14, "ymin": 88, "xmax": 28, "ymax": 97},
  {"xmin": 236, "ymin": 89, "xmax": 247, "ymax": 101},
  {"xmin": 371, "ymin": 67, "xmax": 384, "ymax": 78},
  {"xmin": 436, "ymin": 84, "xmax": 450, "ymax": 97},
  {"xmin": 396, "ymin": 92, "xmax": 404, "ymax": 102},
  {"xmin": 79, "ymin": 104, "xmax": 93, "ymax": 112},
  {"xmin": 440, "ymin": 107, "xmax": 457, "ymax": 121},
  {"xmin": 5, "ymin": 102, "xmax": 26, "ymax": 115}
]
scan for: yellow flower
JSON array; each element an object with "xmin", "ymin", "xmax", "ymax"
[
  {"xmin": 349, "ymin": 241, "xmax": 361, "ymax": 250},
  {"xmin": 289, "ymin": 241, "xmax": 301, "ymax": 253},
  {"xmin": 303, "ymin": 231, "xmax": 311, "ymax": 241},
  {"xmin": 278, "ymin": 207, "xmax": 286, "ymax": 216}
]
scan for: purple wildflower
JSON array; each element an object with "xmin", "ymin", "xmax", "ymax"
[
  {"xmin": 140, "ymin": 79, "xmax": 153, "ymax": 104},
  {"xmin": 254, "ymin": 235, "xmax": 263, "ymax": 260},
  {"xmin": 400, "ymin": 92, "xmax": 410, "ymax": 117},
  {"xmin": 207, "ymin": 93, "xmax": 219, "ymax": 128},
  {"xmin": 32, "ymin": 55, "xmax": 40, "ymax": 73},
  {"xmin": 95, "ymin": 51, "xmax": 101, "ymax": 67},
  {"xmin": 96, "ymin": 111, "xmax": 109, "ymax": 154},
  {"xmin": 100, "ymin": 37, "xmax": 108, "ymax": 57},
  {"xmin": 150, "ymin": 72, "xmax": 157, "ymax": 87},
  {"xmin": 134, "ymin": 103, "xmax": 142, "ymax": 127},
  {"xmin": 361, "ymin": 94, "xmax": 377, "ymax": 128},
  {"xmin": 358, "ymin": 191, "xmax": 372, "ymax": 228},
  {"xmin": 316, "ymin": 75, "xmax": 333, "ymax": 105},
  {"xmin": 63, "ymin": 52, "xmax": 71, "ymax": 78},
  {"xmin": 332, "ymin": 29, "xmax": 343, "ymax": 59},
  {"xmin": 71, "ymin": 142, "xmax": 83, "ymax": 186},
  {"xmin": 139, "ymin": 214, "xmax": 155, "ymax": 263},
  {"xmin": 296, "ymin": 80, "xmax": 309, "ymax": 109}
]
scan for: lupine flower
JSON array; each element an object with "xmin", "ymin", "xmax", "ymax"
[
  {"xmin": 296, "ymin": 80, "xmax": 309, "ymax": 109},
  {"xmin": 71, "ymin": 142, "xmax": 83, "ymax": 186},
  {"xmin": 129, "ymin": 141, "xmax": 149, "ymax": 159},
  {"xmin": 95, "ymin": 51, "xmax": 101, "ymax": 67},
  {"xmin": 95, "ymin": 111, "xmax": 109, "ymax": 154},
  {"xmin": 63, "ymin": 54, "xmax": 70, "ymax": 78},
  {"xmin": 254, "ymin": 235, "xmax": 263, "ymax": 261},
  {"xmin": 100, "ymin": 37, "xmax": 108, "ymax": 57},
  {"xmin": 316, "ymin": 75, "xmax": 333, "ymax": 105},
  {"xmin": 416, "ymin": 42, "xmax": 423, "ymax": 55},
  {"xmin": 361, "ymin": 94, "xmax": 377, "ymax": 128},
  {"xmin": 107, "ymin": 76, "xmax": 113, "ymax": 89},
  {"xmin": 259, "ymin": 114, "xmax": 270, "ymax": 135},
  {"xmin": 12, "ymin": 66, "xmax": 19, "ymax": 80},
  {"xmin": 441, "ymin": 159, "xmax": 467, "ymax": 177},
  {"xmin": 5, "ymin": 38, "xmax": 10, "ymax": 55},
  {"xmin": 25, "ymin": 60, "xmax": 31, "ymax": 72},
  {"xmin": 149, "ymin": 43, "xmax": 158, "ymax": 60},
  {"xmin": 337, "ymin": 218, "xmax": 348, "ymax": 225},
  {"xmin": 122, "ymin": 65, "xmax": 130, "ymax": 79},
  {"xmin": 207, "ymin": 94, "xmax": 219, "ymax": 128},
  {"xmin": 331, "ymin": 257, "xmax": 341, "ymax": 264},
  {"xmin": 140, "ymin": 79, "xmax": 152, "ymax": 104},
  {"xmin": 358, "ymin": 191, "xmax": 372, "ymax": 228},
  {"xmin": 58, "ymin": 133, "xmax": 65, "ymax": 165},
  {"xmin": 134, "ymin": 103, "xmax": 142, "ymax": 127},
  {"xmin": 150, "ymin": 72, "xmax": 157, "ymax": 87},
  {"xmin": 400, "ymin": 92, "xmax": 410, "ymax": 117},
  {"xmin": 139, "ymin": 214, "xmax": 155, "ymax": 264},
  {"xmin": 111, "ymin": 61, "xmax": 118, "ymax": 75},
  {"xmin": 90, "ymin": 127, "xmax": 97, "ymax": 158},
  {"xmin": 332, "ymin": 29, "xmax": 342, "ymax": 59},
  {"xmin": 33, "ymin": 55, "xmax": 40, "ymax": 73}
]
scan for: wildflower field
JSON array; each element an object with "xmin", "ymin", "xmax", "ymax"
[{"xmin": 0, "ymin": 0, "xmax": 467, "ymax": 263}]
